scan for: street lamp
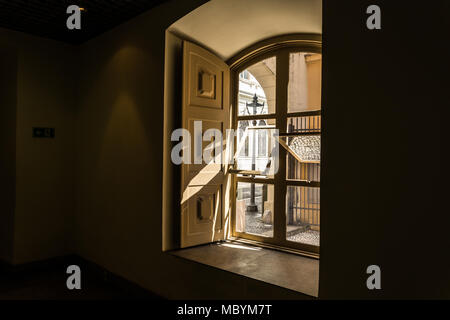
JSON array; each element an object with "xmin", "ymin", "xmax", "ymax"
[{"xmin": 246, "ymin": 93, "xmax": 264, "ymax": 213}]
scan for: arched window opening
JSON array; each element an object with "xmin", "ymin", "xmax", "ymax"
[{"xmin": 232, "ymin": 39, "xmax": 322, "ymax": 255}]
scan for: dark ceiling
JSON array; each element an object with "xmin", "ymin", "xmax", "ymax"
[{"xmin": 0, "ymin": 0, "xmax": 169, "ymax": 44}]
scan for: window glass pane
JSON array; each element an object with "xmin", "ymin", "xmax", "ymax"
[
  {"xmin": 287, "ymin": 115, "xmax": 321, "ymax": 133},
  {"xmin": 288, "ymin": 52, "xmax": 322, "ymax": 113},
  {"xmin": 236, "ymin": 119, "xmax": 276, "ymax": 173},
  {"xmin": 258, "ymin": 130, "xmax": 267, "ymax": 157},
  {"xmin": 286, "ymin": 186, "xmax": 320, "ymax": 246},
  {"xmin": 236, "ymin": 182, "xmax": 274, "ymax": 237},
  {"xmin": 286, "ymin": 115, "xmax": 321, "ymax": 182},
  {"xmin": 287, "ymin": 160, "xmax": 320, "ymax": 182},
  {"xmin": 238, "ymin": 57, "xmax": 276, "ymax": 116}
]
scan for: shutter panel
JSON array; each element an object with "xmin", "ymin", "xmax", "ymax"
[{"xmin": 180, "ymin": 41, "xmax": 230, "ymax": 248}]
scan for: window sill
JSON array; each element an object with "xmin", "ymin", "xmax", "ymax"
[{"xmin": 169, "ymin": 240, "xmax": 319, "ymax": 298}]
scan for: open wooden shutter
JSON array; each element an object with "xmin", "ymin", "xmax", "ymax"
[{"xmin": 180, "ymin": 41, "xmax": 230, "ymax": 248}]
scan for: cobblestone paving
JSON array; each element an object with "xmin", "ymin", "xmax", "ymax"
[{"xmin": 245, "ymin": 212, "xmax": 319, "ymax": 246}]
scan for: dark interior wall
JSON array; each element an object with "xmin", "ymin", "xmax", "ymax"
[
  {"xmin": 320, "ymin": 0, "xmax": 450, "ymax": 299},
  {"xmin": 0, "ymin": 28, "xmax": 77, "ymax": 264},
  {"xmin": 0, "ymin": 45, "xmax": 17, "ymax": 263}
]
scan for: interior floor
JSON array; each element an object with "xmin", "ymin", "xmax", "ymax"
[{"xmin": 0, "ymin": 258, "xmax": 162, "ymax": 300}]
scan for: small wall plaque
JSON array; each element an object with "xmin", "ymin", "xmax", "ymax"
[{"xmin": 33, "ymin": 127, "xmax": 55, "ymax": 138}]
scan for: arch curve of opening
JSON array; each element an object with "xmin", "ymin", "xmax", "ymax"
[{"xmin": 168, "ymin": 0, "xmax": 322, "ymax": 61}]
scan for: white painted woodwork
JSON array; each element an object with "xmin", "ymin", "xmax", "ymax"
[{"xmin": 181, "ymin": 41, "xmax": 231, "ymax": 248}]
